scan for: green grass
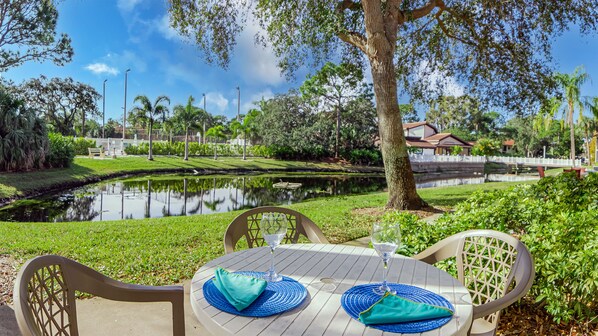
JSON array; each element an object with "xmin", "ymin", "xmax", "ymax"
[
  {"xmin": 0, "ymin": 156, "xmax": 363, "ymax": 201},
  {"xmin": 0, "ymin": 180, "xmax": 528, "ymax": 286}
]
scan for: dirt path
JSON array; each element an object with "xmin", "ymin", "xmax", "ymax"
[{"xmin": 0, "ymin": 255, "xmax": 17, "ymax": 306}]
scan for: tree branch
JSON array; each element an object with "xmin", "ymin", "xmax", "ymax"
[
  {"xmin": 336, "ymin": 0, "xmax": 361, "ymax": 12},
  {"xmin": 408, "ymin": 0, "xmax": 445, "ymax": 21},
  {"xmin": 338, "ymin": 31, "xmax": 368, "ymax": 53},
  {"xmin": 434, "ymin": 8, "xmax": 477, "ymax": 46}
]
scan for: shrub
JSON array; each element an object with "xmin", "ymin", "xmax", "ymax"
[
  {"xmin": 471, "ymin": 138, "xmax": 501, "ymax": 156},
  {"xmin": 382, "ymin": 173, "xmax": 598, "ymax": 324},
  {"xmin": 73, "ymin": 138, "xmax": 97, "ymax": 155},
  {"xmin": 347, "ymin": 149, "xmax": 383, "ymax": 166},
  {"xmin": 123, "ymin": 142, "xmax": 273, "ymax": 158},
  {"xmin": 0, "ymin": 89, "xmax": 48, "ymax": 172},
  {"xmin": 47, "ymin": 133, "xmax": 75, "ymax": 168}
]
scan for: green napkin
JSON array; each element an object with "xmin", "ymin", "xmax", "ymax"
[
  {"xmin": 212, "ymin": 268, "xmax": 267, "ymax": 311},
  {"xmin": 359, "ymin": 292, "xmax": 454, "ymax": 325}
]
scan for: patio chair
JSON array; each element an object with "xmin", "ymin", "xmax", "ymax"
[
  {"xmin": 413, "ymin": 230, "xmax": 534, "ymax": 336},
  {"xmin": 13, "ymin": 255, "xmax": 185, "ymax": 336},
  {"xmin": 224, "ymin": 206, "xmax": 329, "ymax": 254}
]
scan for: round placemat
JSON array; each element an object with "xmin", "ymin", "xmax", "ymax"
[
  {"xmin": 203, "ymin": 271, "xmax": 307, "ymax": 317},
  {"xmin": 341, "ymin": 283, "xmax": 454, "ymax": 333}
]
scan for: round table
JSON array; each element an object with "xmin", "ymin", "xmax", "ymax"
[{"xmin": 190, "ymin": 244, "xmax": 473, "ymax": 336}]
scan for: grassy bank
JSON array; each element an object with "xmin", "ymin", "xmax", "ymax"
[
  {"xmin": 0, "ymin": 180, "xmax": 527, "ymax": 286},
  {"xmin": 0, "ymin": 156, "xmax": 372, "ymax": 202}
]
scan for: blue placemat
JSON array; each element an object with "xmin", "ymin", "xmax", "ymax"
[
  {"xmin": 203, "ymin": 271, "xmax": 307, "ymax": 317},
  {"xmin": 341, "ymin": 283, "xmax": 454, "ymax": 333}
]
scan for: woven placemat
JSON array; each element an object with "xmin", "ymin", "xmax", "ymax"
[
  {"xmin": 203, "ymin": 271, "xmax": 307, "ymax": 317},
  {"xmin": 341, "ymin": 283, "xmax": 454, "ymax": 333}
]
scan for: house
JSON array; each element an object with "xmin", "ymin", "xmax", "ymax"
[
  {"xmin": 403, "ymin": 121, "xmax": 472, "ymax": 155},
  {"xmin": 502, "ymin": 139, "xmax": 515, "ymax": 153}
]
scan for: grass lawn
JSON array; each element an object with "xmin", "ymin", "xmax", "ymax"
[
  {"xmin": 0, "ymin": 156, "xmax": 367, "ymax": 201},
  {"xmin": 0, "ymin": 180, "xmax": 528, "ymax": 286}
]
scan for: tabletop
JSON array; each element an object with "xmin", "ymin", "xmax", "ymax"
[{"xmin": 190, "ymin": 244, "xmax": 473, "ymax": 336}]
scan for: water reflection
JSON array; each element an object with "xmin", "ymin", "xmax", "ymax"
[
  {"xmin": 0, "ymin": 173, "xmax": 537, "ymax": 223},
  {"xmin": 0, "ymin": 175, "xmax": 387, "ymax": 222}
]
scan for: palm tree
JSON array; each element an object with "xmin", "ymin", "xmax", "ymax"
[
  {"xmin": 554, "ymin": 66, "xmax": 589, "ymax": 164},
  {"xmin": 230, "ymin": 109, "xmax": 260, "ymax": 160},
  {"xmin": 585, "ymin": 96, "xmax": 598, "ymax": 164},
  {"xmin": 579, "ymin": 116, "xmax": 596, "ymax": 165},
  {"xmin": 129, "ymin": 95, "xmax": 170, "ymax": 160},
  {"xmin": 173, "ymin": 96, "xmax": 206, "ymax": 160},
  {"xmin": 206, "ymin": 125, "xmax": 226, "ymax": 160}
]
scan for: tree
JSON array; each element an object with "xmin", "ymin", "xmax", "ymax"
[
  {"xmin": 230, "ymin": 109, "xmax": 260, "ymax": 160},
  {"xmin": 0, "ymin": 0, "xmax": 73, "ymax": 72},
  {"xmin": 173, "ymin": 96, "xmax": 205, "ymax": 160},
  {"xmin": 400, "ymin": 104, "xmax": 419, "ymax": 123},
  {"xmin": 206, "ymin": 125, "xmax": 226, "ymax": 160},
  {"xmin": 16, "ymin": 76, "xmax": 100, "ymax": 136},
  {"xmin": 554, "ymin": 66, "xmax": 589, "ymax": 163},
  {"xmin": 168, "ymin": 0, "xmax": 598, "ymax": 209},
  {"xmin": 300, "ymin": 62, "xmax": 368, "ymax": 158},
  {"xmin": 579, "ymin": 116, "xmax": 596, "ymax": 164},
  {"xmin": 129, "ymin": 95, "xmax": 170, "ymax": 160},
  {"xmin": 0, "ymin": 89, "xmax": 48, "ymax": 171}
]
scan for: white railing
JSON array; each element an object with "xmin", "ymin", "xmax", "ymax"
[
  {"xmin": 409, "ymin": 154, "xmax": 486, "ymax": 163},
  {"xmin": 488, "ymin": 156, "xmax": 581, "ymax": 167},
  {"xmin": 409, "ymin": 154, "xmax": 581, "ymax": 167}
]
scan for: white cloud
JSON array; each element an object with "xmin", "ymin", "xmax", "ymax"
[
  {"xmin": 117, "ymin": 0, "xmax": 143, "ymax": 12},
  {"xmin": 235, "ymin": 18, "xmax": 284, "ymax": 86},
  {"xmin": 156, "ymin": 14, "xmax": 180, "ymax": 41},
  {"xmin": 416, "ymin": 61, "xmax": 465, "ymax": 97},
  {"xmin": 85, "ymin": 63, "xmax": 119, "ymax": 76},
  {"xmin": 206, "ymin": 92, "xmax": 229, "ymax": 113},
  {"xmin": 240, "ymin": 89, "xmax": 274, "ymax": 112}
]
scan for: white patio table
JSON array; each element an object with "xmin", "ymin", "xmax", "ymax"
[{"xmin": 190, "ymin": 244, "xmax": 473, "ymax": 336}]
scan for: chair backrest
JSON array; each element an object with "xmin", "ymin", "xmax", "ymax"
[
  {"xmin": 224, "ymin": 206, "xmax": 329, "ymax": 254},
  {"xmin": 14, "ymin": 255, "xmax": 185, "ymax": 336},
  {"xmin": 413, "ymin": 230, "xmax": 534, "ymax": 331}
]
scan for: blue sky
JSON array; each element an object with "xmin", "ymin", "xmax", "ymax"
[{"xmin": 2, "ymin": 0, "xmax": 598, "ymax": 122}]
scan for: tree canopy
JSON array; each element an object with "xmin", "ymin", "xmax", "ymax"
[
  {"xmin": 168, "ymin": 0, "xmax": 598, "ymax": 209},
  {"xmin": 0, "ymin": 0, "xmax": 73, "ymax": 72}
]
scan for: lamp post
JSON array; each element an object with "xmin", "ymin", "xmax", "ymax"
[
  {"xmin": 102, "ymin": 79, "xmax": 107, "ymax": 139},
  {"xmin": 236, "ymin": 86, "xmax": 240, "ymax": 121},
  {"xmin": 123, "ymin": 68, "xmax": 130, "ymax": 140},
  {"xmin": 202, "ymin": 93, "xmax": 206, "ymax": 144}
]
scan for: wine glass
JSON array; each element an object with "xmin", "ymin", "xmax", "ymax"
[
  {"xmin": 260, "ymin": 212, "xmax": 288, "ymax": 282},
  {"xmin": 371, "ymin": 221, "xmax": 401, "ymax": 295}
]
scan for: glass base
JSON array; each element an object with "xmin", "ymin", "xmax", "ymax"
[
  {"xmin": 372, "ymin": 284, "xmax": 396, "ymax": 296},
  {"xmin": 262, "ymin": 270, "xmax": 283, "ymax": 282}
]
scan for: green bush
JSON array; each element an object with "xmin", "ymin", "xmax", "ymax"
[
  {"xmin": 347, "ymin": 149, "xmax": 382, "ymax": 166},
  {"xmin": 384, "ymin": 173, "xmax": 598, "ymax": 324},
  {"xmin": 123, "ymin": 141, "xmax": 273, "ymax": 158},
  {"xmin": 73, "ymin": 138, "xmax": 97, "ymax": 155},
  {"xmin": 47, "ymin": 133, "xmax": 75, "ymax": 168}
]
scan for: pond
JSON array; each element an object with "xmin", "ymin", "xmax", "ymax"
[{"xmin": 0, "ymin": 173, "xmax": 537, "ymax": 222}]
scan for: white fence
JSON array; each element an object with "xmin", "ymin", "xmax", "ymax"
[
  {"xmin": 409, "ymin": 154, "xmax": 486, "ymax": 163},
  {"xmin": 409, "ymin": 154, "xmax": 581, "ymax": 167}
]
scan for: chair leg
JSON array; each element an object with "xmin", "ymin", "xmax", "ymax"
[{"xmin": 172, "ymin": 297, "xmax": 185, "ymax": 336}]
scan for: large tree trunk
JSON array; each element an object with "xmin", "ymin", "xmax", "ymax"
[
  {"xmin": 370, "ymin": 57, "xmax": 426, "ymax": 209},
  {"xmin": 184, "ymin": 127, "xmax": 189, "ymax": 161},
  {"xmin": 335, "ymin": 106, "xmax": 340, "ymax": 158}
]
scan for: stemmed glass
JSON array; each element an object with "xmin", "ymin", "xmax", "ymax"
[
  {"xmin": 260, "ymin": 212, "xmax": 288, "ymax": 282},
  {"xmin": 371, "ymin": 221, "xmax": 401, "ymax": 295}
]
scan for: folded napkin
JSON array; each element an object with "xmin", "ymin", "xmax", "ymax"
[
  {"xmin": 359, "ymin": 292, "xmax": 454, "ymax": 325},
  {"xmin": 212, "ymin": 268, "xmax": 267, "ymax": 311}
]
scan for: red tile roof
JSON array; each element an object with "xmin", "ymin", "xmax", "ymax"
[
  {"xmin": 405, "ymin": 137, "xmax": 436, "ymax": 149},
  {"xmin": 503, "ymin": 139, "xmax": 515, "ymax": 146},
  {"xmin": 423, "ymin": 133, "xmax": 472, "ymax": 147}
]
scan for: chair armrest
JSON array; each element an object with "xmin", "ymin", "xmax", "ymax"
[{"xmin": 412, "ymin": 233, "xmax": 463, "ymax": 264}]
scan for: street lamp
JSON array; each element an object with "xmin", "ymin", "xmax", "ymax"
[
  {"xmin": 123, "ymin": 68, "xmax": 131, "ymax": 140},
  {"xmin": 202, "ymin": 93, "xmax": 206, "ymax": 144},
  {"xmin": 236, "ymin": 86, "xmax": 240, "ymax": 121},
  {"xmin": 102, "ymin": 79, "xmax": 107, "ymax": 139}
]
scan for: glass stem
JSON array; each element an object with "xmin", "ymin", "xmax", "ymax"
[
  {"xmin": 269, "ymin": 247, "xmax": 275, "ymax": 274},
  {"xmin": 382, "ymin": 259, "xmax": 389, "ymax": 290}
]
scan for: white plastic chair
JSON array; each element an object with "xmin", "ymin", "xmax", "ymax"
[
  {"xmin": 413, "ymin": 230, "xmax": 534, "ymax": 336},
  {"xmin": 13, "ymin": 255, "xmax": 185, "ymax": 336}
]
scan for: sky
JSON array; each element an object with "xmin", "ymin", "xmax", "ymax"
[{"xmin": 2, "ymin": 0, "xmax": 598, "ymax": 123}]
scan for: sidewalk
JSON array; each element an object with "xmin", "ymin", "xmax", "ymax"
[{"xmin": 0, "ymin": 280, "xmax": 206, "ymax": 336}]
